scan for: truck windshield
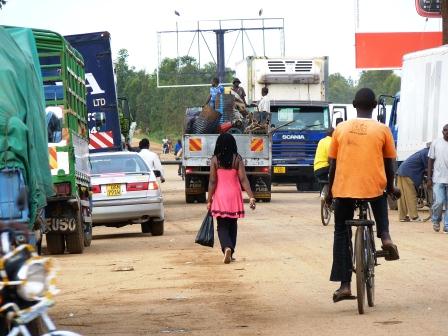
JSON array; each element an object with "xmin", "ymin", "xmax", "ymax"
[{"xmin": 270, "ymin": 106, "xmax": 330, "ymax": 131}]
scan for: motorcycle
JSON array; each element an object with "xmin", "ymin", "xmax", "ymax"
[{"xmin": 0, "ymin": 169, "xmax": 81, "ymax": 336}]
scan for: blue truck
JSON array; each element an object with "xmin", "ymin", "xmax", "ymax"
[
  {"xmin": 65, "ymin": 31, "xmax": 124, "ymax": 152},
  {"xmin": 236, "ymin": 56, "xmax": 330, "ymax": 191}
]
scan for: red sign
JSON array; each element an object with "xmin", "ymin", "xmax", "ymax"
[
  {"xmin": 415, "ymin": 0, "xmax": 442, "ymax": 18},
  {"xmin": 355, "ymin": 32, "xmax": 443, "ymax": 69}
]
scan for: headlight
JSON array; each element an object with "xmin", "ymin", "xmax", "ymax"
[{"xmin": 17, "ymin": 259, "xmax": 53, "ymax": 301}]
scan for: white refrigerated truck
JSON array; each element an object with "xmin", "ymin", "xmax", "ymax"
[
  {"xmin": 235, "ymin": 56, "xmax": 331, "ymax": 190},
  {"xmin": 396, "ymin": 45, "xmax": 448, "ymax": 161}
]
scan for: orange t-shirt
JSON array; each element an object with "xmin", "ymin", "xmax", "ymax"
[{"xmin": 328, "ymin": 118, "xmax": 396, "ymax": 199}]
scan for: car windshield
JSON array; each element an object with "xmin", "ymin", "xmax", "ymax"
[
  {"xmin": 90, "ymin": 154, "xmax": 149, "ymax": 174},
  {"xmin": 271, "ymin": 106, "xmax": 330, "ymax": 131}
]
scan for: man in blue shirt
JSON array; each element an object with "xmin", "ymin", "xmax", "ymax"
[
  {"xmin": 396, "ymin": 146, "xmax": 430, "ymax": 222},
  {"xmin": 205, "ymin": 77, "xmax": 224, "ymax": 109}
]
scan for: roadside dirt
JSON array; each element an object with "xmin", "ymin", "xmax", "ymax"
[{"xmin": 49, "ymin": 165, "xmax": 448, "ymax": 335}]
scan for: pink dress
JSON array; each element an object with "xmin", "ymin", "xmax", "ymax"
[{"xmin": 211, "ymin": 168, "xmax": 245, "ymax": 218}]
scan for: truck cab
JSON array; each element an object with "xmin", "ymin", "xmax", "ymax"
[{"xmin": 270, "ymin": 101, "xmax": 331, "ymax": 190}]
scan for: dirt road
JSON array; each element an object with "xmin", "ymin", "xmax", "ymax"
[{"xmin": 49, "ymin": 165, "xmax": 448, "ymax": 335}]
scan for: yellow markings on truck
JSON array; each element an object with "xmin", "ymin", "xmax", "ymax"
[
  {"xmin": 189, "ymin": 138, "xmax": 202, "ymax": 152},
  {"xmin": 48, "ymin": 147, "xmax": 58, "ymax": 169},
  {"xmin": 250, "ymin": 138, "xmax": 264, "ymax": 152}
]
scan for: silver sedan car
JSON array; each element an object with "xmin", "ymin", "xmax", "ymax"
[{"xmin": 89, "ymin": 151, "xmax": 164, "ymax": 235}]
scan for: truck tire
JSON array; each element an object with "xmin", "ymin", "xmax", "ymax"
[
  {"xmin": 65, "ymin": 210, "xmax": 84, "ymax": 254},
  {"xmin": 151, "ymin": 220, "xmax": 164, "ymax": 236},
  {"xmin": 196, "ymin": 193, "xmax": 206, "ymax": 203},
  {"xmin": 46, "ymin": 233, "xmax": 65, "ymax": 255},
  {"xmin": 186, "ymin": 193, "xmax": 196, "ymax": 203}
]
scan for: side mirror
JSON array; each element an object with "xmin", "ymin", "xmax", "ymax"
[{"xmin": 153, "ymin": 170, "xmax": 161, "ymax": 177}]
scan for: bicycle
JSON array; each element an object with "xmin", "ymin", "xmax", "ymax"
[
  {"xmin": 346, "ymin": 200, "xmax": 393, "ymax": 314},
  {"xmin": 319, "ymin": 179, "xmax": 333, "ymax": 226}
]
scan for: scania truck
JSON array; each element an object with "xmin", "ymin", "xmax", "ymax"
[{"xmin": 235, "ymin": 56, "xmax": 331, "ymax": 191}]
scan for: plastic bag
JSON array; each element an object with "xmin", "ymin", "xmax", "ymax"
[{"xmin": 195, "ymin": 211, "xmax": 214, "ymax": 247}]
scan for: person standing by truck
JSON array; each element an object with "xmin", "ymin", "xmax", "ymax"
[
  {"xmin": 396, "ymin": 146, "xmax": 430, "ymax": 222},
  {"xmin": 427, "ymin": 124, "xmax": 448, "ymax": 233},
  {"xmin": 207, "ymin": 133, "xmax": 256, "ymax": 264}
]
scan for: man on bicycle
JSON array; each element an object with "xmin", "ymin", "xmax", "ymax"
[
  {"xmin": 327, "ymin": 88, "xmax": 401, "ymax": 303},
  {"xmin": 314, "ymin": 127, "xmax": 334, "ymax": 192}
]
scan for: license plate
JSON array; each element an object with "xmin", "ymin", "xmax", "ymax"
[
  {"xmin": 273, "ymin": 166, "xmax": 286, "ymax": 174},
  {"xmin": 107, "ymin": 184, "xmax": 121, "ymax": 196}
]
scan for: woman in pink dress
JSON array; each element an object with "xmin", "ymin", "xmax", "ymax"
[{"xmin": 207, "ymin": 133, "xmax": 256, "ymax": 264}]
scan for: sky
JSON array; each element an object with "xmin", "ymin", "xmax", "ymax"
[{"xmin": 0, "ymin": 0, "xmax": 442, "ymax": 80}]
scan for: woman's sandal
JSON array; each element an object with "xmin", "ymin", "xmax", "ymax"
[{"xmin": 332, "ymin": 289, "xmax": 356, "ymax": 303}]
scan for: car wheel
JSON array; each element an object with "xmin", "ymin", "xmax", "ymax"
[
  {"xmin": 46, "ymin": 233, "xmax": 65, "ymax": 255},
  {"xmin": 141, "ymin": 220, "xmax": 152, "ymax": 234},
  {"xmin": 151, "ymin": 220, "xmax": 164, "ymax": 236}
]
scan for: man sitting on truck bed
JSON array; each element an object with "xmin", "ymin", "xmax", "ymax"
[{"xmin": 327, "ymin": 88, "xmax": 400, "ymax": 303}]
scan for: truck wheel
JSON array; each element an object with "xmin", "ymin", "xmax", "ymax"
[
  {"xmin": 151, "ymin": 220, "xmax": 164, "ymax": 236},
  {"xmin": 196, "ymin": 193, "xmax": 206, "ymax": 203},
  {"xmin": 186, "ymin": 194, "xmax": 196, "ymax": 203},
  {"xmin": 46, "ymin": 233, "xmax": 65, "ymax": 255},
  {"xmin": 141, "ymin": 220, "xmax": 151, "ymax": 233},
  {"xmin": 65, "ymin": 210, "xmax": 84, "ymax": 254}
]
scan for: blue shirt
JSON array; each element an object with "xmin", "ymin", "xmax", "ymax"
[
  {"xmin": 397, "ymin": 147, "xmax": 429, "ymax": 186},
  {"xmin": 209, "ymin": 85, "xmax": 224, "ymax": 106},
  {"xmin": 174, "ymin": 143, "xmax": 182, "ymax": 155}
]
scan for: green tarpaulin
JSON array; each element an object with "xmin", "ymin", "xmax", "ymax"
[{"xmin": 0, "ymin": 26, "xmax": 54, "ymax": 226}]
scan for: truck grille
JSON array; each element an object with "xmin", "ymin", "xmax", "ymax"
[
  {"xmin": 267, "ymin": 60, "xmax": 313, "ymax": 73},
  {"xmin": 272, "ymin": 141, "xmax": 318, "ymax": 164}
]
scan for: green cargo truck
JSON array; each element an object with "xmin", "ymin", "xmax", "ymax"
[{"xmin": 33, "ymin": 29, "xmax": 92, "ymax": 254}]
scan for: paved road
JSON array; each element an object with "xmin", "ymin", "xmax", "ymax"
[{"xmin": 49, "ymin": 165, "xmax": 448, "ymax": 335}]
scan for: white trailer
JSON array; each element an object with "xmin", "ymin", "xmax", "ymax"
[
  {"xmin": 235, "ymin": 56, "xmax": 328, "ymax": 103},
  {"xmin": 397, "ymin": 45, "xmax": 448, "ymax": 161}
]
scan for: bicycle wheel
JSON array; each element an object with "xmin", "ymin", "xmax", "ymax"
[
  {"xmin": 320, "ymin": 185, "xmax": 331, "ymax": 226},
  {"xmin": 355, "ymin": 226, "xmax": 366, "ymax": 314},
  {"xmin": 320, "ymin": 199, "xmax": 331, "ymax": 226},
  {"xmin": 366, "ymin": 232, "xmax": 375, "ymax": 307}
]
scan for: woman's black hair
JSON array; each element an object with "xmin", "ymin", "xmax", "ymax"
[{"xmin": 213, "ymin": 133, "xmax": 238, "ymax": 169}]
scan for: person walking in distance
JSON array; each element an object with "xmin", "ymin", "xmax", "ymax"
[
  {"xmin": 138, "ymin": 138, "xmax": 165, "ymax": 183},
  {"xmin": 427, "ymin": 124, "xmax": 448, "ymax": 233},
  {"xmin": 207, "ymin": 133, "xmax": 256, "ymax": 264},
  {"xmin": 396, "ymin": 146, "xmax": 430, "ymax": 222},
  {"xmin": 326, "ymin": 88, "xmax": 401, "ymax": 302}
]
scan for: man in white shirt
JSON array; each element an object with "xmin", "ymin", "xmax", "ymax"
[
  {"xmin": 256, "ymin": 87, "xmax": 270, "ymax": 124},
  {"xmin": 138, "ymin": 138, "xmax": 165, "ymax": 183}
]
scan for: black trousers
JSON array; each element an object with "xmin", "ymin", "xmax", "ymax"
[
  {"xmin": 330, "ymin": 194, "xmax": 389, "ymax": 283},
  {"xmin": 314, "ymin": 167, "xmax": 329, "ymax": 192},
  {"xmin": 217, "ymin": 217, "xmax": 238, "ymax": 254}
]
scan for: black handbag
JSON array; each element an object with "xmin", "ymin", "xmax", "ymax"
[{"xmin": 195, "ymin": 211, "xmax": 214, "ymax": 247}]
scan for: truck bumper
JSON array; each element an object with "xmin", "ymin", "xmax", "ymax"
[{"xmin": 271, "ymin": 165, "xmax": 318, "ymax": 190}]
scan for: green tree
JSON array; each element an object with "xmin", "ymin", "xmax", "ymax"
[
  {"xmin": 357, "ymin": 70, "xmax": 400, "ymax": 96},
  {"xmin": 328, "ymin": 73, "xmax": 356, "ymax": 103}
]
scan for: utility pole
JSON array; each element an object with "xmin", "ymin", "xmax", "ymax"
[{"xmin": 443, "ymin": 0, "xmax": 448, "ymax": 44}]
